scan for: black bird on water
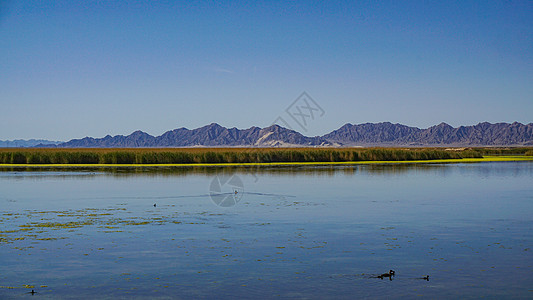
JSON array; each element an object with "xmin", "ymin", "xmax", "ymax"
[
  {"xmin": 153, "ymin": 203, "xmax": 157, "ymax": 207},
  {"xmin": 420, "ymin": 275, "xmax": 429, "ymax": 281},
  {"xmin": 28, "ymin": 289, "xmax": 36, "ymax": 295},
  {"xmin": 377, "ymin": 270, "xmax": 396, "ymax": 280}
]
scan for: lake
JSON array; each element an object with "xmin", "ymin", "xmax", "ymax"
[{"xmin": 1, "ymin": 162, "xmax": 532, "ymax": 299}]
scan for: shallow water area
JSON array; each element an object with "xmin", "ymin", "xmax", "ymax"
[{"xmin": 0, "ymin": 162, "xmax": 532, "ymax": 299}]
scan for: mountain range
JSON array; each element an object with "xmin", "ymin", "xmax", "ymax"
[
  {"xmin": 324, "ymin": 122, "xmax": 533, "ymax": 146},
  {"xmin": 0, "ymin": 139, "xmax": 62, "ymax": 148},
  {"xmin": 27, "ymin": 122, "xmax": 533, "ymax": 148}
]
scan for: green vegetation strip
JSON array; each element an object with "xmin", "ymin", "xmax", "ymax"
[
  {"xmin": 0, "ymin": 156, "xmax": 531, "ymax": 168},
  {"xmin": 0, "ymin": 147, "xmax": 486, "ymax": 164}
]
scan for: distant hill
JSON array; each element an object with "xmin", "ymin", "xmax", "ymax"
[
  {"xmin": 0, "ymin": 139, "xmax": 62, "ymax": 148},
  {"xmin": 37, "ymin": 122, "xmax": 533, "ymax": 148},
  {"xmin": 324, "ymin": 122, "xmax": 533, "ymax": 146},
  {"xmin": 322, "ymin": 122, "xmax": 421, "ymax": 145}
]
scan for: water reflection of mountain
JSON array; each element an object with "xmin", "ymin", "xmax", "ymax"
[{"xmin": 1, "ymin": 162, "xmax": 531, "ymax": 179}]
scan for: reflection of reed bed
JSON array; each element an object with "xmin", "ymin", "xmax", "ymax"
[
  {"xmin": 0, "ymin": 165, "xmax": 408, "ymax": 177},
  {"xmin": 0, "ymin": 148, "xmax": 482, "ymax": 164},
  {"xmin": 1, "ymin": 158, "xmax": 530, "ymax": 178}
]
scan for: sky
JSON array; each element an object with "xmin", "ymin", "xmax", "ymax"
[{"xmin": 1, "ymin": 0, "xmax": 532, "ymax": 141}]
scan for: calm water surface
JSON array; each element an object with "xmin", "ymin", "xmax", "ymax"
[{"xmin": 1, "ymin": 162, "xmax": 532, "ymax": 299}]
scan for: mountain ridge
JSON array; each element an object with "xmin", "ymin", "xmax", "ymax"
[
  {"xmin": 33, "ymin": 122, "xmax": 533, "ymax": 148},
  {"xmin": 52, "ymin": 123, "xmax": 333, "ymax": 148},
  {"xmin": 324, "ymin": 121, "xmax": 533, "ymax": 146},
  {"xmin": 0, "ymin": 139, "xmax": 63, "ymax": 148}
]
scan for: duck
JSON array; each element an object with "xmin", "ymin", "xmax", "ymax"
[
  {"xmin": 377, "ymin": 270, "xmax": 395, "ymax": 280},
  {"xmin": 421, "ymin": 275, "xmax": 429, "ymax": 281},
  {"xmin": 153, "ymin": 203, "xmax": 157, "ymax": 207}
]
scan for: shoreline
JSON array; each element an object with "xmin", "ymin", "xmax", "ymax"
[{"xmin": 0, "ymin": 156, "xmax": 531, "ymax": 168}]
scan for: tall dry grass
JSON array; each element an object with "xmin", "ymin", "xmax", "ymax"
[
  {"xmin": 0, "ymin": 148, "xmax": 482, "ymax": 164},
  {"xmin": 472, "ymin": 147, "xmax": 532, "ymax": 155}
]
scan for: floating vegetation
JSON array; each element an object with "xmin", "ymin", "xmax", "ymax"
[
  {"xmin": 20, "ymin": 221, "xmax": 94, "ymax": 229},
  {"xmin": 0, "ymin": 207, "xmax": 189, "ymax": 245}
]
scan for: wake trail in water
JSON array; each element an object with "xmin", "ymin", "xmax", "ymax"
[{"xmin": 79, "ymin": 191, "xmax": 296, "ymax": 201}]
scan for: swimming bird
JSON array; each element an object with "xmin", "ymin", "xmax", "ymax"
[
  {"xmin": 153, "ymin": 203, "xmax": 157, "ymax": 207},
  {"xmin": 377, "ymin": 270, "xmax": 395, "ymax": 280},
  {"xmin": 421, "ymin": 275, "xmax": 429, "ymax": 281},
  {"xmin": 29, "ymin": 289, "xmax": 36, "ymax": 295}
]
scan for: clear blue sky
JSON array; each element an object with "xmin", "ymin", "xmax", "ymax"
[{"xmin": 1, "ymin": 0, "xmax": 531, "ymax": 140}]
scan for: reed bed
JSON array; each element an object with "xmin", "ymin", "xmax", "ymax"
[
  {"xmin": 471, "ymin": 147, "xmax": 533, "ymax": 155},
  {"xmin": 0, "ymin": 148, "xmax": 482, "ymax": 164}
]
